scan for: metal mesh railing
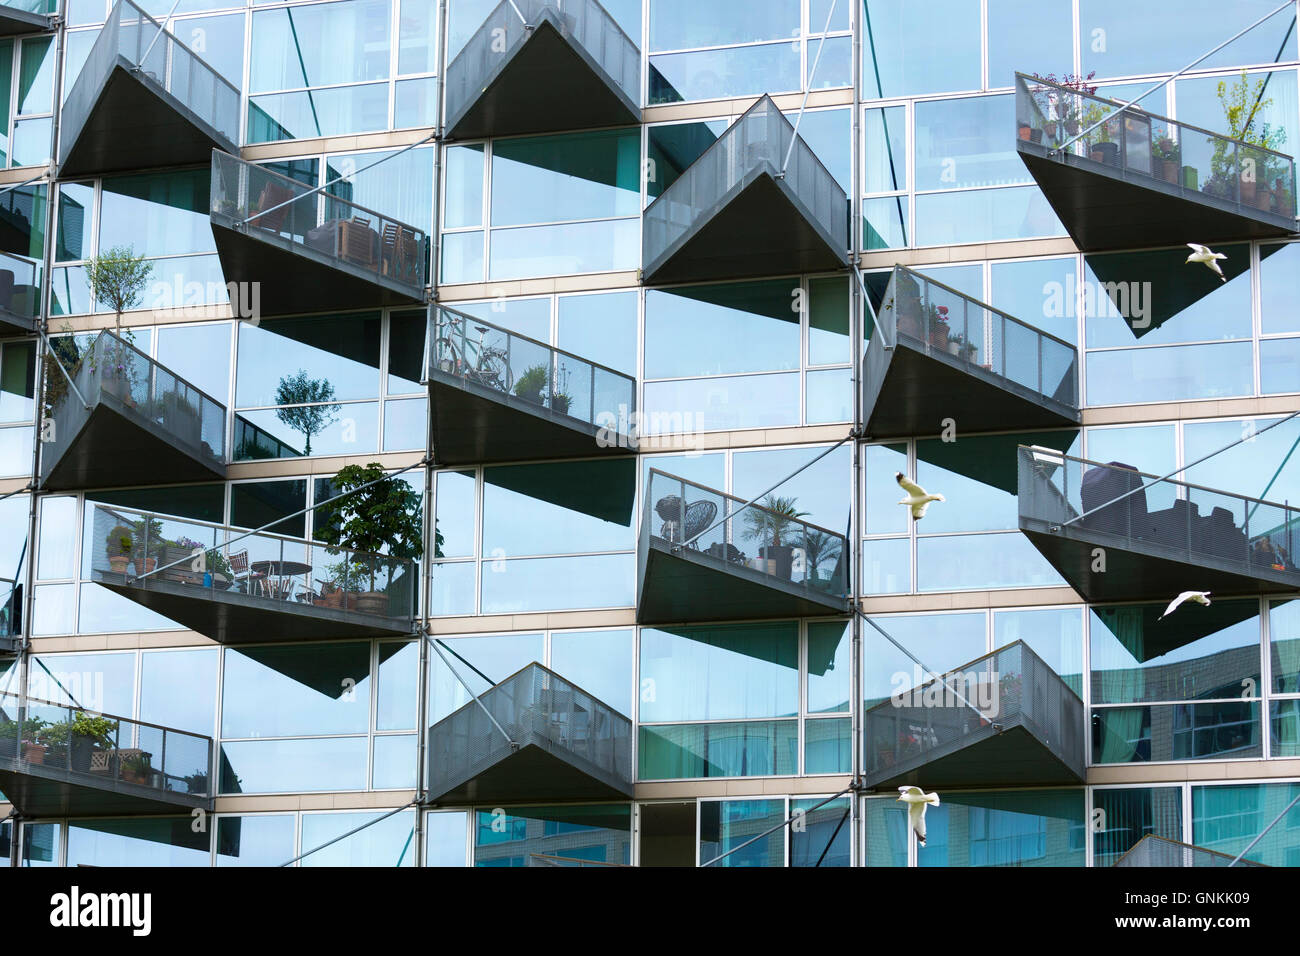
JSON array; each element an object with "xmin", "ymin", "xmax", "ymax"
[
  {"xmin": 44, "ymin": 330, "xmax": 226, "ymax": 474},
  {"xmin": 1016, "ymin": 73, "xmax": 1297, "ymax": 219},
  {"xmin": 1113, "ymin": 834, "xmax": 1268, "ymax": 867},
  {"xmin": 64, "ymin": 0, "xmax": 239, "ymax": 151},
  {"xmin": 863, "ymin": 641, "xmax": 1085, "ymax": 782},
  {"xmin": 874, "ymin": 264, "xmax": 1079, "ymax": 408},
  {"xmin": 445, "ymin": 0, "xmax": 640, "ymax": 129},
  {"xmin": 428, "ymin": 305, "xmax": 635, "ymax": 429},
  {"xmin": 1017, "ymin": 446, "xmax": 1300, "ymax": 581},
  {"xmin": 644, "ymin": 94, "xmax": 848, "ymax": 270},
  {"xmin": 645, "ymin": 468, "xmax": 850, "ymax": 601},
  {"xmin": 428, "ymin": 661, "xmax": 633, "ymax": 793},
  {"xmin": 0, "ymin": 690, "xmax": 213, "ymax": 799},
  {"xmin": 88, "ymin": 503, "xmax": 417, "ymax": 625},
  {"xmin": 210, "ymin": 150, "xmax": 428, "ymax": 294}
]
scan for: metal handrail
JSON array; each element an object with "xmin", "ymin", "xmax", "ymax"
[
  {"xmin": 1018, "ymin": 71, "xmax": 1296, "ymax": 163},
  {"xmin": 1, "ymin": 690, "xmax": 213, "ymax": 745}
]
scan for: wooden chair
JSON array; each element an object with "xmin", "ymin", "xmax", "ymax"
[
  {"xmin": 228, "ymin": 550, "xmax": 265, "ymax": 596},
  {"xmin": 250, "ymin": 182, "xmax": 296, "ymax": 234}
]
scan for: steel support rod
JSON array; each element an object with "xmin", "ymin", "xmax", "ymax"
[
  {"xmin": 425, "ymin": 635, "xmax": 514, "ymax": 748},
  {"xmin": 782, "ymin": 0, "xmax": 839, "ymax": 175},
  {"xmin": 1057, "ymin": 409, "xmax": 1300, "ymax": 529},
  {"xmin": 1055, "ymin": 0, "xmax": 1296, "ymax": 155},
  {"xmin": 1230, "ymin": 790, "xmax": 1300, "ymax": 866},
  {"xmin": 279, "ymin": 799, "xmax": 418, "ymax": 867},
  {"xmin": 699, "ymin": 786, "xmax": 853, "ymax": 867}
]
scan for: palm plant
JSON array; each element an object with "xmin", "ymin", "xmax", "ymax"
[{"xmin": 743, "ymin": 495, "xmax": 809, "ymax": 548}]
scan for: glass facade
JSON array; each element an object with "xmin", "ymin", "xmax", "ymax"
[{"xmin": 0, "ymin": 0, "xmax": 1296, "ymax": 871}]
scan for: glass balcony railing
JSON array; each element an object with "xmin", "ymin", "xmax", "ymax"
[
  {"xmin": 0, "ymin": 248, "xmax": 42, "ymax": 336},
  {"xmin": 427, "ymin": 662, "xmax": 633, "ymax": 804},
  {"xmin": 864, "ymin": 265, "xmax": 1079, "ymax": 437},
  {"xmin": 445, "ymin": 0, "xmax": 640, "ymax": 139},
  {"xmin": 1114, "ymin": 834, "xmax": 1267, "ymax": 868},
  {"xmin": 60, "ymin": 0, "xmax": 239, "ymax": 174},
  {"xmin": 426, "ymin": 305, "xmax": 635, "ymax": 463},
  {"xmin": 1018, "ymin": 445, "xmax": 1300, "ymax": 603},
  {"xmin": 42, "ymin": 330, "xmax": 226, "ymax": 490},
  {"xmin": 210, "ymin": 150, "xmax": 428, "ymax": 314},
  {"xmin": 1015, "ymin": 73, "xmax": 1297, "ymax": 249},
  {"xmin": 0, "ymin": 690, "xmax": 213, "ymax": 814},
  {"xmin": 643, "ymin": 94, "xmax": 849, "ymax": 283},
  {"xmin": 89, "ymin": 503, "xmax": 417, "ymax": 639},
  {"xmin": 862, "ymin": 640, "xmax": 1086, "ymax": 790},
  {"xmin": 639, "ymin": 468, "xmax": 849, "ymax": 623}
]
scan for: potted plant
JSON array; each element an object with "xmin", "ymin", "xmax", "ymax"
[
  {"xmin": 1153, "ymin": 137, "xmax": 1181, "ymax": 184},
  {"xmin": 45, "ymin": 713, "xmax": 118, "ymax": 772},
  {"xmin": 1030, "ymin": 71, "xmax": 1098, "ymax": 138},
  {"xmin": 0, "ymin": 716, "xmax": 45, "ymax": 759},
  {"xmin": 743, "ymin": 495, "xmax": 810, "ymax": 580},
  {"xmin": 105, "ymin": 525, "xmax": 134, "ymax": 573},
  {"xmin": 945, "ymin": 331, "xmax": 965, "ymax": 357},
  {"xmin": 1018, "ymin": 120, "xmax": 1033, "ymax": 141},
  {"xmin": 513, "ymin": 364, "xmax": 549, "ymax": 407},
  {"xmin": 314, "ymin": 463, "xmax": 423, "ymax": 617},
  {"xmin": 129, "ymin": 514, "xmax": 165, "ymax": 576},
  {"xmin": 182, "ymin": 770, "xmax": 209, "ymax": 795},
  {"xmin": 119, "ymin": 751, "xmax": 152, "ymax": 786},
  {"xmin": 925, "ymin": 303, "xmax": 950, "ymax": 350}
]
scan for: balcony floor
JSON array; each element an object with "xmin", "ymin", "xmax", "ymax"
[
  {"xmin": 41, "ymin": 391, "xmax": 224, "ymax": 491},
  {"xmin": 1018, "ymin": 140, "xmax": 1297, "ymax": 252},
  {"xmin": 0, "ymin": 7, "xmax": 52, "ymax": 37},
  {"xmin": 445, "ymin": 13, "xmax": 639, "ymax": 141},
  {"xmin": 210, "ymin": 212, "xmax": 426, "ymax": 317},
  {"xmin": 428, "ymin": 370, "xmax": 627, "ymax": 465},
  {"xmin": 643, "ymin": 167, "xmax": 848, "ymax": 285},
  {"xmin": 60, "ymin": 56, "xmax": 237, "ymax": 177},
  {"xmin": 1020, "ymin": 516, "xmax": 1300, "ymax": 604},
  {"xmin": 92, "ymin": 570, "xmax": 413, "ymax": 643},
  {"xmin": 637, "ymin": 534, "xmax": 847, "ymax": 625},
  {"xmin": 0, "ymin": 754, "xmax": 211, "ymax": 817},
  {"xmin": 428, "ymin": 738, "xmax": 635, "ymax": 806},
  {"xmin": 863, "ymin": 336, "xmax": 1079, "ymax": 440}
]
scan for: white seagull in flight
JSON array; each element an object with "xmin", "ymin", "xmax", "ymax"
[
  {"xmin": 1159, "ymin": 590, "xmax": 1212, "ymax": 619},
  {"xmin": 896, "ymin": 472, "xmax": 944, "ymax": 520},
  {"xmin": 1186, "ymin": 244, "xmax": 1227, "ymax": 282},
  {"xmin": 898, "ymin": 786, "xmax": 941, "ymax": 847}
]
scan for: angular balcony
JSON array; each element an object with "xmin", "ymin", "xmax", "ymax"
[
  {"xmin": 0, "ymin": 576, "xmax": 21, "ymax": 654},
  {"xmin": 427, "ymin": 662, "xmax": 633, "ymax": 804},
  {"xmin": 87, "ymin": 503, "xmax": 417, "ymax": 643},
  {"xmin": 1018, "ymin": 446, "xmax": 1300, "ymax": 604},
  {"xmin": 444, "ymin": 0, "xmax": 640, "ymax": 140},
  {"xmin": 637, "ymin": 469, "xmax": 849, "ymax": 625},
  {"xmin": 59, "ymin": 0, "xmax": 239, "ymax": 177},
  {"xmin": 0, "ymin": 186, "xmax": 47, "ymax": 338},
  {"xmin": 862, "ymin": 641, "xmax": 1086, "ymax": 791},
  {"xmin": 643, "ymin": 95, "xmax": 849, "ymax": 284},
  {"xmin": 427, "ymin": 305, "xmax": 636, "ymax": 465},
  {"xmin": 41, "ymin": 331, "xmax": 226, "ymax": 491},
  {"xmin": 1015, "ymin": 73, "xmax": 1297, "ymax": 252},
  {"xmin": 0, "ymin": 691, "xmax": 213, "ymax": 817},
  {"xmin": 1113, "ymin": 834, "xmax": 1267, "ymax": 868},
  {"xmin": 0, "ymin": 0, "xmax": 54, "ymax": 37},
  {"xmin": 210, "ymin": 151, "xmax": 428, "ymax": 318},
  {"xmin": 863, "ymin": 265, "xmax": 1080, "ymax": 440}
]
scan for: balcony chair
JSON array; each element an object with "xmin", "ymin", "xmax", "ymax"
[
  {"xmin": 249, "ymin": 182, "xmax": 296, "ymax": 235},
  {"xmin": 228, "ymin": 549, "xmax": 265, "ymax": 596},
  {"xmin": 1079, "ymin": 461, "xmax": 1147, "ymax": 537},
  {"xmin": 654, "ymin": 495, "xmax": 718, "ymax": 548}
]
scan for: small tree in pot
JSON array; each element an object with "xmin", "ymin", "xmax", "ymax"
[
  {"xmin": 314, "ymin": 463, "xmax": 423, "ymax": 617},
  {"xmin": 743, "ymin": 495, "xmax": 809, "ymax": 580}
]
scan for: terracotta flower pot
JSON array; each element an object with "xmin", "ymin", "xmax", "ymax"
[
  {"xmin": 23, "ymin": 742, "xmax": 46, "ymax": 765},
  {"xmin": 109, "ymin": 555, "xmax": 130, "ymax": 573},
  {"xmin": 356, "ymin": 592, "xmax": 388, "ymax": 615}
]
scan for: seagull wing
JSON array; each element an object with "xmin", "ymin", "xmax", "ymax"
[
  {"xmin": 912, "ymin": 499, "xmax": 931, "ymax": 520},
  {"xmin": 896, "ymin": 473, "xmax": 925, "ymax": 497},
  {"xmin": 1187, "ymin": 243, "xmax": 1210, "ymax": 255},
  {"xmin": 1160, "ymin": 591, "xmax": 1198, "ymax": 619}
]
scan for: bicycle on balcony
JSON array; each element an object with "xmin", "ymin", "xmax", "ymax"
[{"xmin": 433, "ymin": 321, "xmax": 513, "ymax": 394}]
